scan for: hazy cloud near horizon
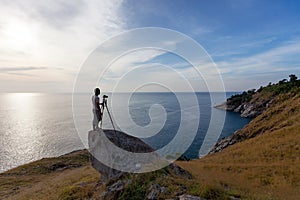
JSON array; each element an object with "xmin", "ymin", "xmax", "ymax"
[
  {"xmin": 0, "ymin": 0, "xmax": 299, "ymax": 92},
  {"xmin": 0, "ymin": 0, "xmax": 125, "ymax": 92}
]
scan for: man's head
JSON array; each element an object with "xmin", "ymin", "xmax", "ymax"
[{"xmin": 94, "ymin": 88, "xmax": 100, "ymax": 96}]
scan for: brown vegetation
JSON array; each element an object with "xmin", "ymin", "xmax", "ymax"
[
  {"xmin": 0, "ymin": 150, "xmax": 100, "ymax": 200},
  {"xmin": 178, "ymin": 90, "xmax": 300, "ymax": 199}
]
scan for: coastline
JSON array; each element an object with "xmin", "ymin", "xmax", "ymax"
[{"xmin": 1, "ymin": 78, "xmax": 300, "ymax": 199}]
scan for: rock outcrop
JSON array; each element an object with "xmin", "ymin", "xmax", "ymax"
[
  {"xmin": 147, "ymin": 184, "xmax": 166, "ymax": 200},
  {"xmin": 88, "ymin": 129, "xmax": 155, "ymax": 182},
  {"xmin": 214, "ymin": 102, "xmax": 235, "ymax": 111},
  {"xmin": 236, "ymin": 102, "xmax": 267, "ymax": 118},
  {"xmin": 178, "ymin": 194, "xmax": 207, "ymax": 200},
  {"xmin": 214, "ymin": 88, "xmax": 279, "ymax": 118},
  {"xmin": 215, "ymin": 101, "xmax": 266, "ymax": 118},
  {"xmin": 209, "ymin": 131, "xmax": 246, "ymax": 154},
  {"xmin": 88, "ymin": 129, "xmax": 191, "ymax": 182},
  {"xmin": 88, "ymin": 129, "xmax": 196, "ymax": 199}
]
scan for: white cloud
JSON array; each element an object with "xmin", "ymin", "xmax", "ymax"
[
  {"xmin": 98, "ymin": 52, "xmax": 224, "ymax": 92},
  {"xmin": 0, "ymin": 0, "xmax": 125, "ymax": 92},
  {"xmin": 218, "ymin": 38, "xmax": 300, "ymax": 76},
  {"xmin": 215, "ymin": 38, "xmax": 300, "ymax": 90}
]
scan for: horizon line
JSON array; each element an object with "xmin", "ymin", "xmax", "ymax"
[{"xmin": 0, "ymin": 91, "xmax": 243, "ymax": 94}]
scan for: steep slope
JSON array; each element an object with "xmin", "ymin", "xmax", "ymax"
[
  {"xmin": 211, "ymin": 88, "xmax": 300, "ymax": 153},
  {"xmin": 178, "ymin": 88, "xmax": 300, "ymax": 199}
]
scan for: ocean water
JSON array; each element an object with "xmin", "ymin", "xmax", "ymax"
[{"xmin": 0, "ymin": 93, "xmax": 250, "ymax": 172}]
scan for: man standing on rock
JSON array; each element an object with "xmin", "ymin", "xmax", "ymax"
[{"xmin": 92, "ymin": 88, "xmax": 103, "ymax": 130}]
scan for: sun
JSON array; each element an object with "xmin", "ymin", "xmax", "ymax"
[{"xmin": 3, "ymin": 19, "xmax": 37, "ymax": 50}]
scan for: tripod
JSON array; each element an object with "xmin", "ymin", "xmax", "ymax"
[{"xmin": 100, "ymin": 96, "xmax": 117, "ymax": 134}]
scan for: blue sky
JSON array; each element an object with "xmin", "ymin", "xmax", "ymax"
[{"xmin": 0, "ymin": 0, "xmax": 299, "ymax": 92}]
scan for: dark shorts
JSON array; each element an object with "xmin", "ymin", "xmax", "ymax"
[{"xmin": 95, "ymin": 110, "xmax": 102, "ymax": 121}]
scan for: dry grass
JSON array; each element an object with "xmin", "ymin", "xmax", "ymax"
[
  {"xmin": 178, "ymin": 93, "xmax": 300, "ymax": 199},
  {"xmin": 178, "ymin": 125, "xmax": 300, "ymax": 199},
  {"xmin": 9, "ymin": 166, "xmax": 99, "ymax": 200},
  {"xmin": 0, "ymin": 150, "xmax": 100, "ymax": 200},
  {"xmin": 0, "ymin": 150, "xmax": 235, "ymax": 200}
]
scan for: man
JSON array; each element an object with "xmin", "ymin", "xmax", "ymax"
[{"xmin": 92, "ymin": 88, "xmax": 103, "ymax": 130}]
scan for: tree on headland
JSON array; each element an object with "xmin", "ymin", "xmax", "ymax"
[
  {"xmin": 227, "ymin": 74, "xmax": 300, "ymax": 106},
  {"xmin": 289, "ymin": 74, "xmax": 298, "ymax": 83},
  {"xmin": 278, "ymin": 79, "xmax": 287, "ymax": 85},
  {"xmin": 257, "ymin": 86, "xmax": 263, "ymax": 92}
]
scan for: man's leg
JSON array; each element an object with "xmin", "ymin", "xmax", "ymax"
[
  {"xmin": 93, "ymin": 110, "xmax": 98, "ymax": 130},
  {"xmin": 96, "ymin": 110, "xmax": 102, "ymax": 129}
]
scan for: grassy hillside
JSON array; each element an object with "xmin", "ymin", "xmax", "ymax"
[
  {"xmin": 178, "ymin": 85, "xmax": 300, "ymax": 199},
  {"xmin": 0, "ymin": 150, "xmax": 101, "ymax": 200},
  {"xmin": 0, "ymin": 150, "xmax": 240, "ymax": 200}
]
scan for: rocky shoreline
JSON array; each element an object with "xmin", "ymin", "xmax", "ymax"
[
  {"xmin": 214, "ymin": 98, "xmax": 271, "ymax": 118},
  {"xmin": 211, "ymin": 100, "xmax": 266, "ymax": 153},
  {"xmin": 211, "ymin": 89, "xmax": 276, "ymax": 152},
  {"xmin": 209, "ymin": 130, "xmax": 246, "ymax": 154},
  {"xmin": 212, "ymin": 101, "xmax": 267, "ymax": 153},
  {"xmin": 211, "ymin": 76, "xmax": 300, "ymax": 154}
]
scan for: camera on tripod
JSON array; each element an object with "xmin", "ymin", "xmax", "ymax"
[
  {"xmin": 102, "ymin": 95, "xmax": 108, "ymax": 105},
  {"xmin": 99, "ymin": 94, "xmax": 116, "ymax": 134}
]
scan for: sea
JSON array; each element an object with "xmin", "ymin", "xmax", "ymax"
[{"xmin": 0, "ymin": 92, "xmax": 251, "ymax": 173}]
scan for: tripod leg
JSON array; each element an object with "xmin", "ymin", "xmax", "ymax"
[{"xmin": 105, "ymin": 104, "xmax": 117, "ymax": 134}]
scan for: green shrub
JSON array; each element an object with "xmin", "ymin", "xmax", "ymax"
[{"xmin": 119, "ymin": 182, "xmax": 146, "ymax": 200}]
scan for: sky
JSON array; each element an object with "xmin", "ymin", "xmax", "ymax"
[{"xmin": 0, "ymin": 0, "xmax": 300, "ymax": 92}]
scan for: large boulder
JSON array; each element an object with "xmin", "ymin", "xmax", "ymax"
[{"xmin": 88, "ymin": 129, "xmax": 161, "ymax": 182}]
